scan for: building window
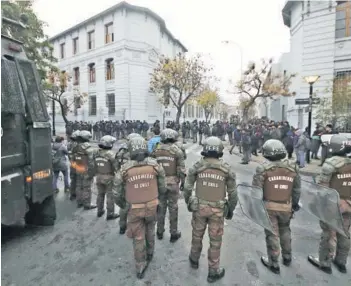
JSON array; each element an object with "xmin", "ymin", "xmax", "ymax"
[
  {"xmin": 60, "ymin": 43, "xmax": 65, "ymax": 59},
  {"xmin": 73, "ymin": 37, "xmax": 79, "ymax": 55},
  {"xmin": 334, "ymin": 70, "xmax": 351, "ymax": 112},
  {"xmin": 88, "ymin": 63, "xmax": 95, "ymax": 83},
  {"xmin": 73, "ymin": 67, "xmax": 80, "ymax": 85},
  {"xmin": 105, "ymin": 23, "xmax": 114, "ymax": 44},
  {"xmin": 187, "ymin": 104, "xmax": 191, "ymax": 118},
  {"xmin": 89, "ymin": 95, "xmax": 97, "ymax": 116},
  {"xmin": 105, "ymin": 58, "xmax": 114, "ymax": 81},
  {"xmin": 106, "ymin": 93, "xmax": 115, "ymax": 115},
  {"xmin": 335, "ymin": 1, "xmax": 351, "ymax": 39},
  {"xmin": 88, "ymin": 30, "xmax": 95, "ymax": 50}
]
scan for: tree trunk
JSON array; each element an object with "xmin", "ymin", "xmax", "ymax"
[
  {"xmin": 175, "ymin": 107, "xmax": 182, "ymax": 125},
  {"xmin": 58, "ymin": 100, "xmax": 69, "ymax": 125},
  {"xmin": 242, "ymin": 107, "xmax": 249, "ymax": 125}
]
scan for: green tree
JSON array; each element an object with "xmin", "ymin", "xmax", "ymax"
[{"xmin": 1, "ymin": 1, "xmax": 57, "ymax": 78}]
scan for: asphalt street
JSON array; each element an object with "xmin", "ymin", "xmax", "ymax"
[{"xmin": 1, "ymin": 142, "xmax": 350, "ymax": 286}]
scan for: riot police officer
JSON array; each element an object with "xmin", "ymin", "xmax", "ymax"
[
  {"xmin": 116, "ymin": 132, "xmax": 143, "ymax": 234},
  {"xmin": 252, "ymin": 139, "xmax": 301, "ymax": 274},
  {"xmin": 172, "ymin": 129, "xmax": 187, "ymax": 159},
  {"xmin": 67, "ymin": 130, "xmax": 80, "ymax": 200},
  {"xmin": 183, "ymin": 136, "xmax": 237, "ymax": 283},
  {"xmin": 74, "ymin": 130, "xmax": 96, "ymax": 209},
  {"xmin": 113, "ymin": 136, "xmax": 166, "ymax": 279},
  {"xmin": 152, "ymin": 128, "xmax": 186, "ymax": 242},
  {"xmin": 308, "ymin": 134, "xmax": 351, "ymax": 274},
  {"xmin": 95, "ymin": 135, "xmax": 120, "ymax": 220}
]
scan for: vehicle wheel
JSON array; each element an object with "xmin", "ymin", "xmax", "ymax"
[{"xmin": 25, "ymin": 195, "xmax": 56, "ymax": 226}]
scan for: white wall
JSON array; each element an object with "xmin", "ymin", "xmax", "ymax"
[
  {"xmin": 51, "ymin": 5, "xmax": 186, "ymax": 125},
  {"xmin": 282, "ymin": 1, "xmax": 351, "ymax": 130}
]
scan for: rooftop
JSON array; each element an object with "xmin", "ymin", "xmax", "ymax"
[
  {"xmin": 49, "ymin": 1, "xmax": 187, "ymax": 52},
  {"xmin": 282, "ymin": 0, "xmax": 294, "ymax": 28}
]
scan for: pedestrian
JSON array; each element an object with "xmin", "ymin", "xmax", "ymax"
[{"xmin": 52, "ymin": 136, "xmax": 70, "ymax": 193}]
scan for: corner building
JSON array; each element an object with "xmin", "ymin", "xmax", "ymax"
[
  {"xmin": 50, "ymin": 1, "xmax": 187, "ymax": 123},
  {"xmin": 268, "ymin": 1, "xmax": 351, "ymax": 129}
]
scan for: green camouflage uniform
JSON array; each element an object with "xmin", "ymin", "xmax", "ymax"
[
  {"xmin": 75, "ymin": 142, "xmax": 96, "ymax": 207},
  {"xmin": 183, "ymin": 157, "xmax": 237, "ymax": 273},
  {"xmin": 95, "ymin": 149, "xmax": 118, "ymax": 216},
  {"xmin": 152, "ymin": 143, "xmax": 186, "ymax": 236},
  {"xmin": 116, "ymin": 148, "xmax": 130, "ymax": 229},
  {"xmin": 113, "ymin": 157, "xmax": 166, "ymax": 273},
  {"xmin": 315, "ymin": 156, "xmax": 351, "ymax": 268},
  {"xmin": 174, "ymin": 141, "xmax": 187, "ymax": 159},
  {"xmin": 252, "ymin": 159, "xmax": 301, "ymax": 267},
  {"xmin": 68, "ymin": 141, "xmax": 78, "ymax": 197}
]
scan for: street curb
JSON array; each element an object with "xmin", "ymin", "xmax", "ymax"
[{"xmin": 229, "ymin": 151, "xmax": 319, "ymax": 176}]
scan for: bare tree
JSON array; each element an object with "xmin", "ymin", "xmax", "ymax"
[{"xmin": 235, "ymin": 59, "xmax": 295, "ymax": 123}]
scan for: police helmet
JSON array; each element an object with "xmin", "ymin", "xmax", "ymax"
[
  {"xmin": 127, "ymin": 133, "xmax": 142, "ymax": 141},
  {"xmin": 70, "ymin": 130, "xmax": 80, "ymax": 140},
  {"xmin": 262, "ymin": 139, "xmax": 287, "ymax": 160},
  {"xmin": 78, "ymin": 130, "xmax": 92, "ymax": 141},
  {"xmin": 160, "ymin": 128, "xmax": 176, "ymax": 142},
  {"xmin": 328, "ymin": 134, "xmax": 351, "ymax": 156},
  {"xmin": 128, "ymin": 136, "xmax": 148, "ymax": 159},
  {"xmin": 98, "ymin": 135, "xmax": 117, "ymax": 148},
  {"xmin": 172, "ymin": 129, "xmax": 179, "ymax": 140},
  {"xmin": 201, "ymin": 136, "xmax": 224, "ymax": 157}
]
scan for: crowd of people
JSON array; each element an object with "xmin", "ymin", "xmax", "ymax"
[{"xmin": 64, "ymin": 117, "xmax": 344, "ymax": 168}]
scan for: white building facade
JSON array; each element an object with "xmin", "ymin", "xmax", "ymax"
[
  {"xmin": 50, "ymin": 1, "xmax": 192, "ymax": 126},
  {"xmin": 264, "ymin": 1, "xmax": 351, "ymax": 129}
]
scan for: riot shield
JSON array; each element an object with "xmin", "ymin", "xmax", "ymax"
[
  {"xmin": 300, "ymin": 180, "xmax": 349, "ymax": 238},
  {"xmin": 237, "ymin": 184, "xmax": 274, "ymax": 232}
]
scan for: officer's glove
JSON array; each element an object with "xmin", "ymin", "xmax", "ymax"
[
  {"xmin": 292, "ymin": 203, "xmax": 300, "ymax": 212},
  {"xmin": 180, "ymin": 182, "xmax": 185, "ymax": 191},
  {"xmin": 225, "ymin": 211, "xmax": 234, "ymax": 220}
]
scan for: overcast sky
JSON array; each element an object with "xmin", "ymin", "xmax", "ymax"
[{"xmin": 33, "ymin": 0, "xmax": 290, "ymax": 105}]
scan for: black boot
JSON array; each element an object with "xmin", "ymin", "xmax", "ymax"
[
  {"xmin": 97, "ymin": 210, "xmax": 105, "ymax": 218},
  {"xmin": 70, "ymin": 194, "xmax": 76, "ymax": 201},
  {"xmin": 84, "ymin": 205, "xmax": 97, "ymax": 210},
  {"xmin": 106, "ymin": 213, "xmax": 120, "ymax": 220},
  {"xmin": 136, "ymin": 262, "xmax": 149, "ymax": 279},
  {"xmin": 333, "ymin": 260, "xmax": 347, "ymax": 273},
  {"xmin": 207, "ymin": 268, "xmax": 225, "ymax": 283},
  {"xmin": 120, "ymin": 226, "xmax": 126, "ymax": 235},
  {"xmin": 77, "ymin": 203, "xmax": 83, "ymax": 208},
  {"xmin": 307, "ymin": 255, "xmax": 332, "ymax": 274},
  {"xmin": 283, "ymin": 258, "xmax": 292, "ymax": 266},
  {"xmin": 147, "ymin": 253, "xmax": 153, "ymax": 262},
  {"xmin": 189, "ymin": 256, "xmax": 199, "ymax": 269},
  {"xmin": 157, "ymin": 231, "xmax": 163, "ymax": 240},
  {"xmin": 261, "ymin": 256, "xmax": 280, "ymax": 274},
  {"xmin": 170, "ymin": 231, "xmax": 181, "ymax": 243}
]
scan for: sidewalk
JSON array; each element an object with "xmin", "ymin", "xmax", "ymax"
[{"xmin": 227, "ymin": 146, "xmax": 321, "ymax": 176}]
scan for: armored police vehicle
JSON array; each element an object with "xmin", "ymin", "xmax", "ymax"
[{"xmin": 1, "ymin": 16, "xmax": 56, "ymax": 226}]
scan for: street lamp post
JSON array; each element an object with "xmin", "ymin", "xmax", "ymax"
[
  {"xmin": 304, "ymin": 75, "xmax": 320, "ymax": 163},
  {"xmin": 221, "ymin": 40, "xmax": 243, "ymax": 80},
  {"xmin": 52, "ymin": 98, "xmax": 56, "ymax": 136}
]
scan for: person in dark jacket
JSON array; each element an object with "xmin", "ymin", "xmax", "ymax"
[{"xmin": 52, "ymin": 136, "xmax": 69, "ymax": 193}]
